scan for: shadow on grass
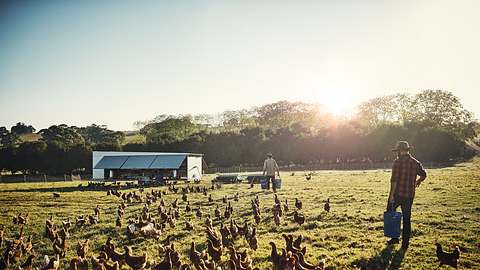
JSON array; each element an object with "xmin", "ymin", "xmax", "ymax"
[{"xmin": 351, "ymin": 244, "xmax": 406, "ymax": 270}]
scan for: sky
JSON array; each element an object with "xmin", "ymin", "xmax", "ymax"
[{"xmin": 0, "ymin": 0, "xmax": 479, "ymax": 131}]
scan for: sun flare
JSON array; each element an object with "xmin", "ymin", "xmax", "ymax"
[{"xmin": 317, "ymin": 90, "xmax": 352, "ymax": 116}]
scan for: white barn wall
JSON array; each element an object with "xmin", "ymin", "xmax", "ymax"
[{"xmin": 187, "ymin": 156, "xmax": 203, "ymax": 180}]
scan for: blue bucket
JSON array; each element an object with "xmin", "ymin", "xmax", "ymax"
[
  {"xmin": 383, "ymin": 210, "xmax": 402, "ymax": 238},
  {"xmin": 260, "ymin": 178, "xmax": 282, "ymax": 190},
  {"xmin": 260, "ymin": 178, "xmax": 269, "ymax": 189},
  {"xmin": 274, "ymin": 179, "xmax": 282, "ymax": 189}
]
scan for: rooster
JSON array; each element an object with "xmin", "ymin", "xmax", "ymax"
[
  {"xmin": 124, "ymin": 246, "xmax": 148, "ymax": 270},
  {"xmin": 295, "ymin": 198, "xmax": 302, "ymax": 210},
  {"xmin": 435, "ymin": 243, "xmax": 460, "ymax": 268},
  {"xmin": 324, "ymin": 198, "xmax": 330, "ymax": 213}
]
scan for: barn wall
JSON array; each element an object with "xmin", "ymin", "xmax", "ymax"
[{"xmin": 187, "ymin": 156, "xmax": 203, "ymax": 180}]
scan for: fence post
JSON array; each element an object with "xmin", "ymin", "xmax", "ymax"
[
  {"xmin": 64, "ymin": 174, "xmax": 66, "ymax": 182},
  {"xmin": 24, "ymin": 174, "xmax": 26, "ymax": 183},
  {"xmin": 44, "ymin": 174, "xmax": 47, "ymax": 183}
]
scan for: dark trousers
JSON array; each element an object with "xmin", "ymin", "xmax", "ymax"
[
  {"xmin": 266, "ymin": 175, "xmax": 276, "ymax": 192},
  {"xmin": 386, "ymin": 195, "xmax": 413, "ymax": 243}
]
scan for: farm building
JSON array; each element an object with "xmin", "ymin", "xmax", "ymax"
[{"xmin": 92, "ymin": 151, "xmax": 204, "ymax": 181}]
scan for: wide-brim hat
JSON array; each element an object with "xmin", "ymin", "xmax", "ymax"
[
  {"xmin": 266, "ymin": 153, "xmax": 273, "ymax": 157},
  {"xmin": 392, "ymin": 141, "xmax": 411, "ymax": 152}
]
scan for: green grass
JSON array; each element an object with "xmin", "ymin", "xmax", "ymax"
[{"xmin": 1, "ymin": 158, "xmax": 479, "ymax": 269}]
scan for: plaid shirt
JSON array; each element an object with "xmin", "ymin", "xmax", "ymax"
[{"xmin": 391, "ymin": 154, "xmax": 427, "ymax": 198}]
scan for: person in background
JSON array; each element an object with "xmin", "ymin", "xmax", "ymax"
[
  {"xmin": 387, "ymin": 141, "xmax": 427, "ymax": 249},
  {"xmin": 263, "ymin": 153, "xmax": 280, "ymax": 193}
]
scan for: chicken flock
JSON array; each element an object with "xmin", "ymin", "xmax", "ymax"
[{"xmin": 0, "ymin": 180, "xmax": 461, "ymax": 270}]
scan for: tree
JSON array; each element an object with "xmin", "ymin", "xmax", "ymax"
[
  {"xmin": 409, "ymin": 90, "xmax": 476, "ymax": 139},
  {"xmin": 38, "ymin": 124, "xmax": 85, "ymax": 146},
  {"xmin": 15, "ymin": 141, "xmax": 47, "ymax": 174},
  {"xmin": 11, "ymin": 122, "xmax": 36, "ymax": 134},
  {"xmin": 0, "ymin": 126, "xmax": 20, "ymax": 148},
  {"xmin": 357, "ymin": 94, "xmax": 412, "ymax": 128},
  {"xmin": 77, "ymin": 124, "xmax": 125, "ymax": 146},
  {"xmin": 140, "ymin": 115, "xmax": 197, "ymax": 144}
]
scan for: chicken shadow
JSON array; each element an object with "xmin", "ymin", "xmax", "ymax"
[{"xmin": 352, "ymin": 244, "xmax": 406, "ymax": 270}]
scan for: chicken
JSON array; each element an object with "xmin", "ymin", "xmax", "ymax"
[
  {"xmin": 124, "ymin": 246, "xmax": 148, "ymax": 270},
  {"xmin": 234, "ymin": 192, "xmax": 239, "ymax": 202},
  {"xmin": 189, "ymin": 241, "xmax": 206, "ymax": 266},
  {"xmin": 45, "ymin": 215, "xmax": 54, "ymax": 229},
  {"xmin": 91, "ymin": 256, "xmax": 106, "ymax": 270},
  {"xmin": 20, "ymin": 254, "xmax": 35, "ymax": 270},
  {"xmin": 269, "ymin": 242, "xmax": 285, "ymax": 270},
  {"xmin": 0, "ymin": 227, "xmax": 4, "ymax": 247},
  {"xmin": 254, "ymin": 212, "xmax": 261, "ymax": 225},
  {"xmin": 284, "ymin": 199, "xmax": 289, "ymax": 212},
  {"xmin": 13, "ymin": 213, "xmax": 29, "ymax": 225},
  {"xmin": 214, "ymin": 205, "xmax": 221, "ymax": 218},
  {"xmin": 185, "ymin": 202, "xmax": 191, "ymax": 212},
  {"xmin": 151, "ymin": 248, "xmax": 172, "ymax": 270},
  {"xmin": 62, "ymin": 218, "xmax": 71, "ymax": 230},
  {"xmin": 185, "ymin": 219, "xmax": 194, "ymax": 231},
  {"xmin": 206, "ymin": 239, "xmax": 222, "ymax": 262},
  {"xmin": 116, "ymin": 216, "xmax": 122, "ymax": 227},
  {"xmin": 436, "ymin": 243, "xmax": 460, "ymax": 268},
  {"xmin": 76, "ymin": 239, "xmax": 89, "ymax": 258},
  {"xmin": 274, "ymin": 194, "xmax": 281, "ymax": 205},
  {"xmin": 295, "ymin": 252, "xmax": 325, "ymax": 270},
  {"xmin": 324, "ymin": 198, "xmax": 330, "ymax": 213},
  {"xmin": 100, "ymin": 260, "xmax": 120, "ymax": 270},
  {"xmin": 230, "ymin": 220, "xmax": 239, "ymax": 239},
  {"xmin": 274, "ymin": 212, "xmax": 281, "ymax": 226},
  {"xmin": 41, "ymin": 254, "xmax": 60, "ymax": 270},
  {"xmin": 208, "ymin": 194, "xmax": 213, "ymax": 203},
  {"xmin": 224, "ymin": 207, "xmax": 231, "ymax": 219},
  {"xmin": 293, "ymin": 235, "xmax": 303, "ymax": 249},
  {"xmin": 248, "ymin": 228, "xmax": 258, "ymax": 251},
  {"xmin": 205, "ymin": 215, "xmax": 213, "ymax": 228},
  {"xmin": 70, "ymin": 256, "xmax": 89, "ymax": 270},
  {"xmin": 295, "ymin": 198, "xmax": 302, "ymax": 210},
  {"xmin": 52, "ymin": 237, "xmax": 67, "ymax": 258},
  {"xmin": 293, "ymin": 211, "xmax": 305, "ymax": 225},
  {"xmin": 103, "ymin": 239, "xmax": 125, "ymax": 265},
  {"xmin": 88, "ymin": 214, "xmax": 99, "ymax": 225},
  {"xmin": 94, "ymin": 205, "xmax": 101, "ymax": 217},
  {"xmin": 22, "ymin": 235, "xmax": 33, "ymax": 255},
  {"xmin": 196, "ymin": 208, "xmax": 203, "ymax": 219},
  {"xmin": 282, "ymin": 234, "xmax": 306, "ymax": 255}
]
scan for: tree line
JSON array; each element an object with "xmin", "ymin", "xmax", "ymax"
[{"xmin": 1, "ymin": 90, "xmax": 478, "ymax": 175}]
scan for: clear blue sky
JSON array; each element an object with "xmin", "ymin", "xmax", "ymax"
[{"xmin": 0, "ymin": 0, "xmax": 479, "ymax": 131}]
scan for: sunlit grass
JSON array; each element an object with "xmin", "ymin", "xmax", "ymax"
[{"xmin": 0, "ymin": 158, "xmax": 479, "ymax": 269}]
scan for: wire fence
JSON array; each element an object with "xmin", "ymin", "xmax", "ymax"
[
  {"xmin": 205, "ymin": 161, "xmax": 454, "ymax": 174},
  {"xmin": 0, "ymin": 161, "xmax": 453, "ymax": 183}
]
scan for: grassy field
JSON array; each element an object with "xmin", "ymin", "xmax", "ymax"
[{"xmin": 0, "ymin": 158, "xmax": 479, "ymax": 269}]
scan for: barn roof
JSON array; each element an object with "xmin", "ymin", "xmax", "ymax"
[{"xmin": 94, "ymin": 154, "xmax": 189, "ymax": 170}]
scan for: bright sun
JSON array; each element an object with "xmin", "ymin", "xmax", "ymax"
[{"xmin": 318, "ymin": 91, "xmax": 350, "ymax": 116}]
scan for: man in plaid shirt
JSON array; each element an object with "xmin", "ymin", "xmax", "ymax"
[{"xmin": 387, "ymin": 141, "xmax": 427, "ymax": 249}]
